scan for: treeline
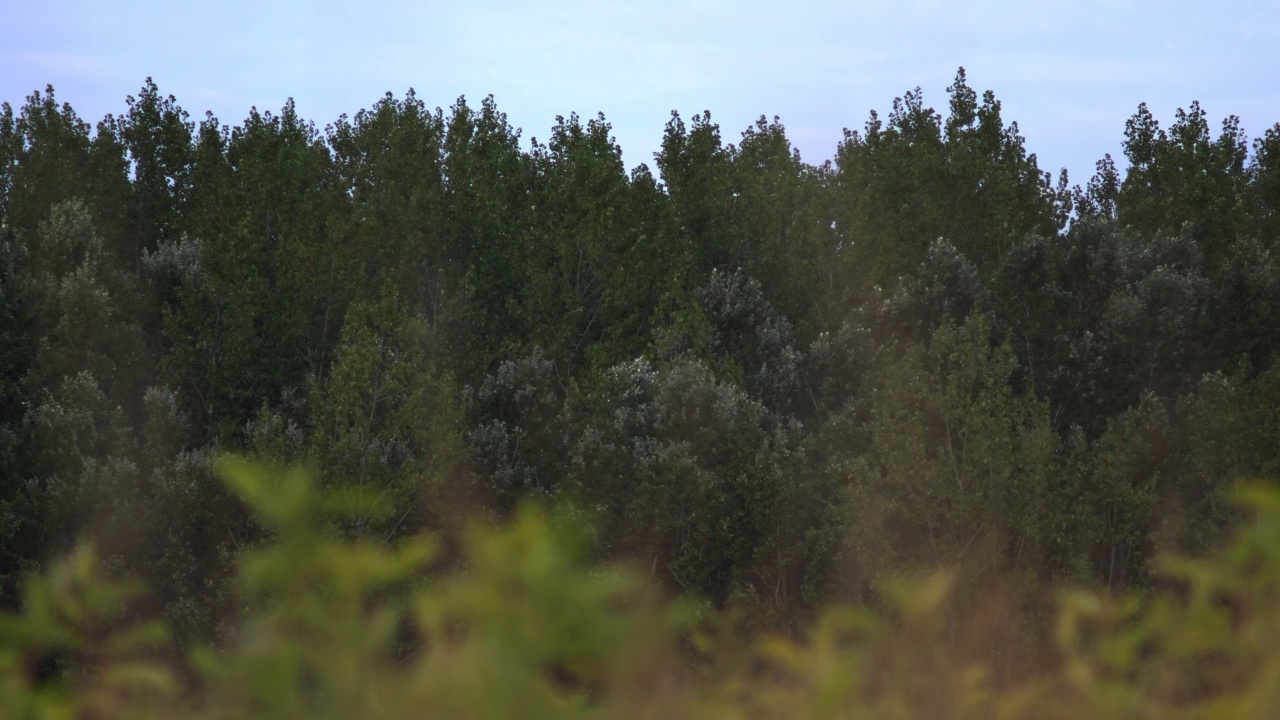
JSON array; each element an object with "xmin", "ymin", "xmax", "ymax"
[{"xmin": 1, "ymin": 69, "xmax": 1279, "ymax": 643}]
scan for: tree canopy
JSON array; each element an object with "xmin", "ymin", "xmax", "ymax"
[{"xmin": 1, "ymin": 70, "xmax": 1278, "ymax": 670}]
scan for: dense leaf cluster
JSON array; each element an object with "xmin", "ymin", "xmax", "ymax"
[
  {"xmin": 6, "ymin": 461, "xmax": 1280, "ymax": 718},
  {"xmin": 0, "ymin": 70, "xmax": 1278, "ymax": 644}
]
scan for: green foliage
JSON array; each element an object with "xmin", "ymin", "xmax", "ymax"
[
  {"xmin": 1046, "ymin": 483, "xmax": 1280, "ymax": 718},
  {"xmin": 2, "ymin": 71, "xmax": 1280, "ymax": 693},
  {"xmin": 1118, "ymin": 101, "xmax": 1250, "ymax": 265},
  {"xmin": 0, "ymin": 545, "xmax": 174, "ymax": 719},
  {"xmin": 3, "ymin": 458, "xmax": 688, "ymax": 718},
  {"xmin": 26, "ymin": 200, "xmax": 145, "ymax": 398},
  {"xmin": 163, "ymin": 99, "xmax": 338, "ymax": 443},
  {"xmin": 853, "ymin": 314, "xmax": 1057, "ymax": 581},
  {"xmin": 309, "ymin": 291, "xmax": 463, "ymax": 540},
  {"xmin": 1250, "ymin": 122, "xmax": 1280, "ymax": 240},
  {"xmin": 120, "ymin": 78, "xmax": 194, "ymax": 271},
  {"xmin": 831, "ymin": 69, "xmax": 1061, "ymax": 296},
  {"xmin": 5, "ymin": 460, "xmax": 1280, "ymax": 717}
]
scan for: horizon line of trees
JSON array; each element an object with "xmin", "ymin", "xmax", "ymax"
[{"xmin": 1, "ymin": 67, "xmax": 1279, "ymax": 643}]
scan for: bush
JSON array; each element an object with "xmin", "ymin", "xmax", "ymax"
[{"xmin": 3, "ymin": 458, "xmax": 1280, "ymax": 718}]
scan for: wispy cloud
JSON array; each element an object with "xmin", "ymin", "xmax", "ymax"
[{"xmin": 17, "ymin": 52, "xmax": 112, "ymax": 79}]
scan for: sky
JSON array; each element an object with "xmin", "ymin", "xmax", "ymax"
[{"xmin": 3, "ymin": 0, "xmax": 1278, "ymax": 186}]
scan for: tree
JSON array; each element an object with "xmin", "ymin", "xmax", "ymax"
[
  {"xmin": 120, "ymin": 78, "xmax": 194, "ymax": 273},
  {"xmin": 655, "ymin": 110, "xmax": 732, "ymax": 280},
  {"xmin": 523, "ymin": 112, "xmax": 636, "ymax": 372},
  {"xmin": 1249, "ymin": 122, "xmax": 1280, "ymax": 242},
  {"xmin": 569, "ymin": 356, "xmax": 795, "ymax": 611},
  {"xmin": 441, "ymin": 95, "xmax": 533, "ymax": 381},
  {"xmin": 854, "ymin": 314, "xmax": 1057, "ymax": 581},
  {"xmin": 165, "ymin": 101, "xmax": 338, "ymax": 442},
  {"xmin": 989, "ymin": 218, "xmax": 1211, "ymax": 438},
  {"xmin": 1117, "ymin": 101, "xmax": 1249, "ymax": 267},
  {"xmin": 467, "ymin": 347, "xmax": 570, "ymax": 509},
  {"xmin": 1080, "ymin": 393, "xmax": 1172, "ymax": 590},
  {"xmin": 328, "ymin": 90, "xmax": 450, "ymax": 326},
  {"xmin": 831, "ymin": 69, "xmax": 1060, "ymax": 297},
  {"xmin": 4, "ymin": 87, "xmax": 94, "ymax": 256},
  {"xmin": 725, "ymin": 115, "xmax": 824, "ymax": 339},
  {"xmin": 310, "ymin": 290, "xmax": 463, "ymax": 541}
]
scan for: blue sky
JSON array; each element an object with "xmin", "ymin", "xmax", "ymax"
[{"xmin": 3, "ymin": 1, "xmax": 1277, "ymax": 186}]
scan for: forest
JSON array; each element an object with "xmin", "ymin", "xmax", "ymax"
[{"xmin": 2, "ymin": 68, "xmax": 1280, "ymax": 715}]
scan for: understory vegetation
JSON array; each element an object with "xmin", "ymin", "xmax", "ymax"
[
  {"xmin": 4, "ymin": 460, "xmax": 1280, "ymax": 718},
  {"xmin": 1, "ymin": 68, "xmax": 1279, "ymax": 714}
]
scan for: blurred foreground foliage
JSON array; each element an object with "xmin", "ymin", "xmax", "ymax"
[{"xmin": 3, "ymin": 458, "xmax": 1279, "ymax": 718}]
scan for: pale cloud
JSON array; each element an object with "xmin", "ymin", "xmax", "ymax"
[
  {"xmin": 17, "ymin": 52, "xmax": 113, "ymax": 79},
  {"xmin": 170, "ymin": 86, "xmax": 253, "ymax": 112},
  {"xmin": 972, "ymin": 53, "xmax": 1183, "ymax": 87}
]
